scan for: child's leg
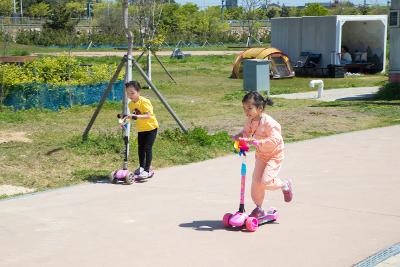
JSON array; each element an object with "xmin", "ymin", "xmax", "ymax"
[
  {"xmin": 251, "ymin": 158, "xmax": 268, "ymax": 207},
  {"xmin": 262, "ymin": 157, "xmax": 293, "ymax": 202},
  {"xmin": 262, "ymin": 157, "xmax": 284, "ymax": 191},
  {"xmin": 137, "ymin": 132, "xmax": 146, "ymax": 169},
  {"xmin": 143, "ymin": 128, "xmax": 157, "ymax": 171}
]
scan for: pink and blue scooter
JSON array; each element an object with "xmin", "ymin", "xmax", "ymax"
[{"xmin": 222, "ymin": 138, "xmax": 279, "ymax": 232}]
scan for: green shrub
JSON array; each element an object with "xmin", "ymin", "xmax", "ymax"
[
  {"xmin": 375, "ymin": 83, "xmax": 400, "ymax": 100},
  {"xmin": 0, "ymin": 56, "xmax": 124, "ymax": 101}
]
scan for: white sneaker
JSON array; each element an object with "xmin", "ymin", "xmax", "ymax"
[
  {"xmin": 139, "ymin": 171, "xmax": 149, "ymax": 179},
  {"xmin": 134, "ymin": 167, "xmax": 144, "ymax": 175}
]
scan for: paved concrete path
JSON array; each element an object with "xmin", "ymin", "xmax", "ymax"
[
  {"xmin": 273, "ymin": 86, "xmax": 380, "ymax": 101},
  {"xmin": 1, "ymin": 126, "xmax": 400, "ymax": 267}
]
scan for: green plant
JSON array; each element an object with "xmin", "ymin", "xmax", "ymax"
[
  {"xmin": 375, "ymin": 83, "xmax": 400, "ymax": 100},
  {"xmin": 0, "ymin": 56, "xmax": 124, "ymax": 101}
]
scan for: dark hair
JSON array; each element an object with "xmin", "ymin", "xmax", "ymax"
[
  {"xmin": 125, "ymin": 80, "xmax": 141, "ymax": 92},
  {"xmin": 342, "ymin": 46, "xmax": 349, "ymax": 52},
  {"xmin": 242, "ymin": 91, "xmax": 274, "ymax": 109}
]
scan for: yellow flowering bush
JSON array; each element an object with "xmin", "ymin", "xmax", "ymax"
[{"xmin": 0, "ymin": 56, "xmax": 125, "ymax": 101}]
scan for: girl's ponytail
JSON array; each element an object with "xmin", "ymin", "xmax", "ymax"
[{"xmin": 264, "ymin": 96, "xmax": 274, "ymax": 107}]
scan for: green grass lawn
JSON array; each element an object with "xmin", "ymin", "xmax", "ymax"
[
  {"xmin": 0, "ymin": 41, "xmax": 247, "ymax": 57},
  {"xmin": 0, "ymin": 54, "xmax": 398, "ymax": 194}
]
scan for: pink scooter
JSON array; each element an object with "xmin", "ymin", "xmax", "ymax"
[{"xmin": 222, "ymin": 139, "xmax": 279, "ymax": 232}]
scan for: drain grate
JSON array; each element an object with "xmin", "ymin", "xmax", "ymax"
[{"xmin": 353, "ymin": 243, "xmax": 400, "ymax": 267}]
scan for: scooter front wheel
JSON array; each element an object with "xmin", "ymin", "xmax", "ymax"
[
  {"xmin": 125, "ymin": 173, "xmax": 135, "ymax": 185},
  {"xmin": 245, "ymin": 217, "xmax": 258, "ymax": 232},
  {"xmin": 110, "ymin": 171, "xmax": 117, "ymax": 184},
  {"xmin": 222, "ymin": 213, "xmax": 232, "ymax": 227}
]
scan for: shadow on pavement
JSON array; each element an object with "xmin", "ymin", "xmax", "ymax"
[{"xmin": 179, "ymin": 220, "xmax": 232, "ymax": 231}]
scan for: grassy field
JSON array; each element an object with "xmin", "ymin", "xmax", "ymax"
[
  {"xmin": 0, "ymin": 54, "xmax": 398, "ymax": 195},
  {"xmin": 0, "ymin": 41, "xmax": 247, "ymax": 56}
]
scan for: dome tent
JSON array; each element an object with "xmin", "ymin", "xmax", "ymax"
[{"xmin": 231, "ymin": 47, "xmax": 295, "ymax": 79}]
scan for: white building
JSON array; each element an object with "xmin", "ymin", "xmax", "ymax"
[{"xmin": 271, "ymin": 15, "xmax": 388, "ymax": 73}]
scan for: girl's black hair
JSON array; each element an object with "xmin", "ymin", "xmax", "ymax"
[
  {"xmin": 242, "ymin": 91, "xmax": 274, "ymax": 109},
  {"xmin": 125, "ymin": 80, "xmax": 141, "ymax": 92}
]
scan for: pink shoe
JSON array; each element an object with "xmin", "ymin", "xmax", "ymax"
[
  {"xmin": 282, "ymin": 179, "xmax": 293, "ymax": 202},
  {"xmin": 249, "ymin": 207, "xmax": 265, "ymax": 218}
]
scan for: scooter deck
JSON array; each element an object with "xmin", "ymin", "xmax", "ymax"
[
  {"xmin": 134, "ymin": 172, "xmax": 154, "ymax": 181},
  {"xmin": 257, "ymin": 209, "xmax": 278, "ymax": 225}
]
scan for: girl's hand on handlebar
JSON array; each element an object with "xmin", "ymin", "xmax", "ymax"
[
  {"xmin": 231, "ymin": 135, "xmax": 239, "ymax": 141},
  {"xmin": 239, "ymin": 137, "xmax": 260, "ymax": 146}
]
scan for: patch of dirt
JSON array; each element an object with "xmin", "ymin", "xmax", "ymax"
[
  {"xmin": 0, "ymin": 131, "xmax": 32, "ymax": 144},
  {"xmin": 0, "ymin": 185, "xmax": 35, "ymax": 196}
]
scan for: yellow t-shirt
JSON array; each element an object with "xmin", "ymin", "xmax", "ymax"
[{"xmin": 128, "ymin": 96, "xmax": 159, "ymax": 132}]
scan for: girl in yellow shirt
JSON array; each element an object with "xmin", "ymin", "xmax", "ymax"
[{"xmin": 125, "ymin": 81, "xmax": 159, "ymax": 179}]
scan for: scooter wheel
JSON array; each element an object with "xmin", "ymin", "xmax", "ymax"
[
  {"xmin": 245, "ymin": 217, "xmax": 258, "ymax": 232},
  {"xmin": 125, "ymin": 173, "xmax": 135, "ymax": 185},
  {"xmin": 110, "ymin": 171, "xmax": 117, "ymax": 184},
  {"xmin": 222, "ymin": 213, "xmax": 232, "ymax": 227}
]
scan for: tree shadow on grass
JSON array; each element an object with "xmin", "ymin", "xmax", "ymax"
[
  {"xmin": 73, "ymin": 169, "xmax": 112, "ymax": 184},
  {"xmin": 310, "ymin": 99, "xmax": 400, "ymax": 108}
]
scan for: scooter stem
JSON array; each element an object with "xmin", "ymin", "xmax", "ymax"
[{"xmin": 239, "ymin": 156, "xmax": 246, "ymax": 213}]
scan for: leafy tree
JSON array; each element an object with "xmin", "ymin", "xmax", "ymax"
[
  {"xmin": 266, "ymin": 6, "xmax": 279, "ymax": 19},
  {"xmin": 280, "ymin": 4, "xmax": 290, "ymax": 17},
  {"xmin": 242, "ymin": 0, "xmax": 264, "ymax": 45},
  {"xmin": 27, "ymin": 2, "xmax": 50, "ymax": 17},
  {"xmin": 224, "ymin": 6, "xmax": 244, "ymax": 20},
  {"xmin": 303, "ymin": 3, "xmax": 328, "ymax": 16},
  {"xmin": 0, "ymin": 0, "xmax": 13, "ymax": 16},
  {"xmin": 157, "ymin": 3, "xmax": 180, "ymax": 42},
  {"xmin": 66, "ymin": 1, "xmax": 86, "ymax": 18},
  {"xmin": 44, "ymin": 3, "xmax": 78, "ymax": 32},
  {"xmin": 289, "ymin": 7, "xmax": 303, "ymax": 17},
  {"xmin": 358, "ymin": 5, "xmax": 370, "ymax": 15}
]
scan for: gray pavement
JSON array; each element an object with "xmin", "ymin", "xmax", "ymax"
[
  {"xmin": 273, "ymin": 86, "xmax": 380, "ymax": 101},
  {"xmin": 1, "ymin": 125, "xmax": 400, "ymax": 267}
]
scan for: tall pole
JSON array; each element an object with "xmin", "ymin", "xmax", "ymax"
[
  {"xmin": 389, "ymin": 0, "xmax": 400, "ymax": 83},
  {"xmin": 122, "ymin": 0, "xmax": 132, "ymax": 169},
  {"xmin": 20, "ymin": 0, "xmax": 23, "ymax": 17},
  {"xmin": 13, "ymin": 0, "xmax": 17, "ymax": 16},
  {"xmin": 147, "ymin": 48, "xmax": 152, "ymax": 81},
  {"xmin": 221, "ymin": 0, "xmax": 225, "ymax": 21}
]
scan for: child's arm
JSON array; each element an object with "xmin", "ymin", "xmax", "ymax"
[
  {"xmin": 130, "ymin": 112, "xmax": 152, "ymax": 120},
  {"xmin": 251, "ymin": 135, "xmax": 281, "ymax": 147},
  {"xmin": 231, "ymin": 131, "xmax": 244, "ymax": 141}
]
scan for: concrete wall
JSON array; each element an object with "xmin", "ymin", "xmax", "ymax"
[
  {"xmin": 271, "ymin": 18, "xmax": 302, "ymax": 64},
  {"xmin": 301, "ymin": 16, "xmax": 337, "ymax": 67},
  {"xmin": 389, "ymin": 0, "xmax": 400, "ymax": 82},
  {"xmin": 271, "ymin": 15, "xmax": 387, "ymax": 69}
]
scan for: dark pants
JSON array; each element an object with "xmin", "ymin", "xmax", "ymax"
[{"xmin": 137, "ymin": 128, "xmax": 157, "ymax": 172}]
